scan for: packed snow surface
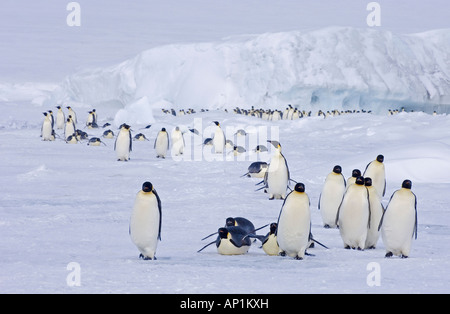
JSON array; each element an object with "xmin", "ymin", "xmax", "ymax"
[{"xmin": 1, "ymin": 103, "xmax": 450, "ymax": 293}]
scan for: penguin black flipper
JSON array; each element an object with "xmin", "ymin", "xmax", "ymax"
[
  {"xmin": 413, "ymin": 191, "xmax": 418, "ymax": 240},
  {"xmin": 153, "ymin": 188, "xmax": 162, "ymax": 241},
  {"xmin": 128, "ymin": 130, "xmax": 132, "ymax": 152},
  {"xmin": 197, "ymin": 239, "xmax": 218, "ymax": 253}
]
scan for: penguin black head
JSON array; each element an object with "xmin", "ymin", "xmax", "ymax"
[
  {"xmin": 43, "ymin": 112, "xmax": 48, "ymax": 116},
  {"xmin": 332, "ymin": 165, "xmax": 342, "ymax": 174},
  {"xmin": 352, "ymin": 169, "xmax": 361, "ymax": 178},
  {"xmin": 225, "ymin": 217, "xmax": 236, "ymax": 227},
  {"xmin": 56, "ymin": 105, "xmax": 61, "ymax": 109},
  {"xmin": 122, "ymin": 124, "xmax": 131, "ymax": 130},
  {"xmin": 294, "ymin": 183, "xmax": 305, "ymax": 193},
  {"xmin": 376, "ymin": 155, "xmax": 384, "ymax": 163},
  {"xmin": 402, "ymin": 179, "xmax": 412, "ymax": 189},
  {"xmin": 364, "ymin": 177, "xmax": 372, "ymax": 187},
  {"xmin": 355, "ymin": 176, "xmax": 365, "ymax": 185},
  {"xmin": 269, "ymin": 223, "xmax": 277, "ymax": 234},
  {"xmin": 213, "ymin": 121, "xmax": 220, "ymax": 126},
  {"xmin": 267, "ymin": 140, "xmax": 281, "ymax": 149},
  {"xmin": 161, "ymin": 127, "xmax": 166, "ymax": 132},
  {"xmin": 218, "ymin": 228, "xmax": 229, "ymax": 239},
  {"xmin": 142, "ymin": 182, "xmax": 153, "ymax": 193}
]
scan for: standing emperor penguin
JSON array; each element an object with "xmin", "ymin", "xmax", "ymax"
[
  {"xmin": 318, "ymin": 165, "xmax": 346, "ymax": 228},
  {"xmin": 265, "ymin": 140, "xmax": 290, "ymax": 200},
  {"xmin": 171, "ymin": 126, "xmax": 184, "ymax": 156},
  {"xmin": 212, "ymin": 121, "xmax": 225, "ymax": 154},
  {"xmin": 64, "ymin": 116, "xmax": 76, "ymax": 140},
  {"xmin": 346, "ymin": 169, "xmax": 361, "ymax": 189},
  {"xmin": 154, "ymin": 128, "xmax": 169, "ymax": 158},
  {"xmin": 55, "ymin": 106, "xmax": 65, "ymax": 129},
  {"xmin": 115, "ymin": 123, "xmax": 132, "ymax": 161},
  {"xmin": 336, "ymin": 176, "xmax": 370, "ymax": 250},
  {"xmin": 129, "ymin": 182, "xmax": 162, "ymax": 260},
  {"xmin": 66, "ymin": 106, "xmax": 77, "ymax": 124},
  {"xmin": 41, "ymin": 112, "xmax": 54, "ymax": 141},
  {"xmin": 379, "ymin": 180, "xmax": 417, "ymax": 258},
  {"xmin": 365, "ymin": 177, "xmax": 385, "ymax": 249},
  {"xmin": 363, "ymin": 154, "xmax": 386, "ymax": 199},
  {"xmin": 276, "ymin": 183, "xmax": 311, "ymax": 260}
]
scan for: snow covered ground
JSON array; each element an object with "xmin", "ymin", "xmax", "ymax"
[
  {"xmin": 1, "ymin": 104, "xmax": 450, "ymax": 294},
  {"xmin": 1, "ymin": 0, "xmax": 450, "ymax": 295}
]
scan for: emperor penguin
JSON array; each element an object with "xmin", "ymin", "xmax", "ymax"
[
  {"xmin": 154, "ymin": 128, "xmax": 169, "ymax": 158},
  {"xmin": 171, "ymin": 126, "xmax": 184, "ymax": 156},
  {"xmin": 242, "ymin": 161, "xmax": 268, "ymax": 178},
  {"xmin": 276, "ymin": 183, "xmax": 311, "ymax": 260},
  {"xmin": 225, "ymin": 217, "xmax": 255, "ymax": 235},
  {"xmin": 379, "ymin": 180, "xmax": 417, "ymax": 258},
  {"xmin": 41, "ymin": 112, "xmax": 54, "ymax": 141},
  {"xmin": 64, "ymin": 116, "xmax": 76, "ymax": 140},
  {"xmin": 86, "ymin": 111, "xmax": 95, "ymax": 127},
  {"xmin": 115, "ymin": 123, "xmax": 132, "ymax": 161},
  {"xmin": 198, "ymin": 226, "xmax": 251, "ymax": 255},
  {"xmin": 318, "ymin": 165, "xmax": 346, "ymax": 228},
  {"xmin": 201, "ymin": 217, "xmax": 257, "ymax": 241},
  {"xmin": 364, "ymin": 177, "xmax": 385, "ymax": 249},
  {"xmin": 129, "ymin": 182, "xmax": 162, "ymax": 260},
  {"xmin": 102, "ymin": 129, "xmax": 114, "ymax": 139},
  {"xmin": 336, "ymin": 176, "xmax": 370, "ymax": 250},
  {"xmin": 247, "ymin": 222, "xmax": 280, "ymax": 256},
  {"xmin": 212, "ymin": 121, "xmax": 225, "ymax": 154},
  {"xmin": 265, "ymin": 140, "xmax": 290, "ymax": 200},
  {"xmin": 87, "ymin": 137, "xmax": 106, "ymax": 146},
  {"xmin": 47, "ymin": 110, "xmax": 54, "ymax": 129},
  {"xmin": 346, "ymin": 169, "xmax": 361, "ymax": 191},
  {"xmin": 66, "ymin": 106, "xmax": 77, "ymax": 124},
  {"xmin": 55, "ymin": 106, "xmax": 65, "ymax": 129},
  {"xmin": 363, "ymin": 154, "xmax": 386, "ymax": 199}
]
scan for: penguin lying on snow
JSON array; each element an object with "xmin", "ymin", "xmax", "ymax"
[
  {"xmin": 242, "ymin": 162, "xmax": 269, "ymax": 178},
  {"xmin": 197, "ymin": 226, "xmax": 252, "ymax": 255},
  {"xmin": 246, "ymin": 222, "xmax": 280, "ymax": 256}
]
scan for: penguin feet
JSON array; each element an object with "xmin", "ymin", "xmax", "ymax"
[
  {"xmin": 401, "ymin": 254, "xmax": 408, "ymax": 259},
  {"xmin": 385, "ymin": 252, "xmax": 393, "ymax": 258},
  {"xmin": 279, "ymin": 251, "xmax": 286, "ymax": 257},
  {"xmin": 294, "ymin": 255, "xmax": 303, "ymax": 260},
  {"xmin": 324, "ymin": 224, "xmax": 331, "ymax": 229},
  {"xmin": 139, "ymin": 254, "xmax": 157, "ymax": 260}
]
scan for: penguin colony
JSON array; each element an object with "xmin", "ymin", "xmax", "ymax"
[{"xmin": 40, "ymin": 105, "xmax": 421, "ymax": 260}]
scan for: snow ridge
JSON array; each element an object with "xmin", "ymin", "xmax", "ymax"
[{"xmin": 52, "ymin": 27, "xmax": 450, "ymax": 115}]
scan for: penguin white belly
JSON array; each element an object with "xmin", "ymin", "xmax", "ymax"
[
  {"xmin": 365, "ymin": 187, "xmax": 384, "ymax": 248},
  {"xmin": 213, "ymin": 129, "xmax": 225, "ymax": 153},
  {"xmin": 116, "ymin": 133, "xmax": 130, "ymax": 160},
  {"xmin": 217, "ymin": 239, "xmax": 249, "ymax": 255},
  {"xmin": 338, "ymin": 187, "xmax": 369, "ymax": 249},
  {"xmin": 171, "ymin": 133, "xmax": 184, "ymax": 156},
  {"xmin": 381, "ymin": 191, "xmax": 416, "ymax": 256},
  {"xmin": 262, "ymin": 234, "xmax": 279, "ymax": 256},
  {"xmin": 267, "ymin": 156, "xmax": 288, "ymax": 199},
  {"xmin": 155, "ymin": 134, "xmax": 169, "ymax": 157},
  {"xmin": 42, "ymin": 120, "xmax": 53, "ymax": 141},
  {"xmin": 130, "ymin": 194, "xmax": 160, "ymax": 259},
  {"xmin": 65, "ymin": 123, "xmax": 75, "ymax": 140},
  {"xmin": 319, "ymin": 174, "xmax": 345, "ymax": 228},
  {"xmin": 277, "ymin": 194, "xmax": 310, "ymax": 258},
  {"xmin": 56, "ymin": 113, "xmax": 65, "ymax": 129}
]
